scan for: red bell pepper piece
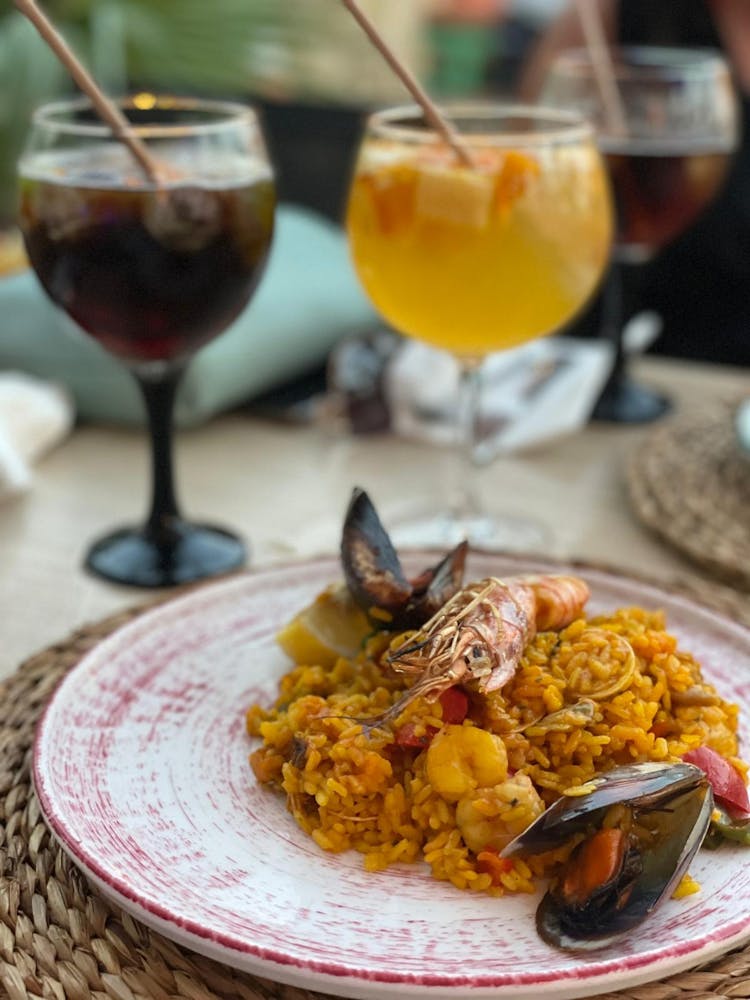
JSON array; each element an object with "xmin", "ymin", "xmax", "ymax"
[
  {"xmin": 392, "ymin": 722, "xmax": 438, "ymax": 749},
  {"xmin": 393, "ymin": 688, "xmax": 467, "ymax": 748},
  {"xmin": 683, "ymin": 746, "xmax": 750, "ymax": 818},
  {"xmin": 439, "ymin": 687, "xmax": 468, "ymax": 725}
]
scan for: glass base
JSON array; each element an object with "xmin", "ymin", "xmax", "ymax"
[
  {"xmin": 388, "ymin": 509, "xmax": 550, "ymax": 554},
  {"xmin": 85, "ymin": 520, "xmax": 247, "ymax": 588},
  {"xmin": 591, "ymin": 375, "xmax": 671, "ymax": 424}
]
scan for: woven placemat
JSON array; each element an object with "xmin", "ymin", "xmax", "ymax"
[
  {"xmin": 3, "ymin": 579, "xmax": 750, "ymax": 1000},
  {"xmin": 628, "ymin": 399, "xmax": 750, "ymax": 592}
]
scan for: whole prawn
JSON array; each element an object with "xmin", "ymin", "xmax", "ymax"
[{"xmin": 367, "ymin": 574, "xmax": 589, "ymax": 728}]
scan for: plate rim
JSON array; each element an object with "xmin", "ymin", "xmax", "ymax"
[{"xmin": 32, "ymin": 553, "xmax": 750, "ymax": 998}]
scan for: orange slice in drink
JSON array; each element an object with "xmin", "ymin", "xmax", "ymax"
[
  {"xmin": 362, "ymin": 164, "xmax": 418, "ymax": 237},
  {"xmin": 493, "ymin": 151, "xmax": 541, "ymax": 215}
]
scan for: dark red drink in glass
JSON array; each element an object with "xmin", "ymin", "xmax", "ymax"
[
  {"xmin": 543, "ymin": 46, "xmax": 738, "ymax": 422},
  {"xmin": 18, "ymin": 97, "xmax": 276, "ymax": 587},
  {"xmin": 604, "ymin": 144, "xmax": 730, "ymax": 263},
  {"xmin": 20, "ymin": 164, "xmax": 275, "ymax": 363}
]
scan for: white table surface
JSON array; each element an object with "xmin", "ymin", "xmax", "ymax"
[{"xmin": 0, "ymin": 354, "xmax": 746, "ymax": 683}]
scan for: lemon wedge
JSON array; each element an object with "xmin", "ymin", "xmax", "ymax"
[{"xmin": 276, "ymin": 584, "xmax": 372, "ymax": 667}]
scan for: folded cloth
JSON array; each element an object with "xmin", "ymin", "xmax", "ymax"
[
  {"xmin": 0, "ymin": 205, "xmax": 377, "ymax": 427},
  {"xmin": 0, "ymin": 371, "xmax": 74, "ymax": 500},
  {"xmin": 385, "ymin": 335, "xmax": 614, "ymax": 459}
]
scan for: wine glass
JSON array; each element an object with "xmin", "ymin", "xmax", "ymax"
[
  {"xmin": 18, "ymin": 95, "xmax": 275, "ymax": 587},
  {"xmin": 542, "ymin": 47, "xmax": 738, "ymax": 423},
  {"xmin": 345, "ymin": 103, "xmax": 612, "ymax": 548}
]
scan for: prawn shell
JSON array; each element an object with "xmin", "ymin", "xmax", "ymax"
[
  {"xmin": 535, "ymin": 777, "xmax": 713, "ymax": 950},
  {"xmin": 501, "ymin": 761, "xmax": 707, "ymax": 858}
]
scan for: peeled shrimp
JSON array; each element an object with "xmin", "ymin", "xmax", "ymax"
[
  {"xmin": 424, "ymin": 725, "xmax": 546, "ymax": 854},
  {"xmin": 456, "ymin": 774, "xmax": 546, "ymax": 854},
  {"xmin": 425, "ymin": 724, "xmax": 508, "ymax": 802}
]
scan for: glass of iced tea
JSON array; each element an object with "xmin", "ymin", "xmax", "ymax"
[
  {"xmin": 18, "ymin": 96, "xmax": 275, "ymax": 586},
  {"xmin": 543, "ymin": 47, "xmax": 737, "ymax": 422},
  {"xmin": 346, "ymin": 104, "xmax": 612, "ymax": 547}
]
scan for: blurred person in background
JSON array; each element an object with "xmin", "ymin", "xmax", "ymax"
[
  {"xmin": 486, "ymin": 0, "xmax": 568, "ymax": 93},
  {"xmin": 428, "ymin": 0, "xmax": 509, "ymax": 96},
  {"xmin": 427, "ymin": 0, "xmax": 568, "ymax": 97},
  {"xmin": 520, "ymin": 0, "xmax": 750, "ymax": 367}
]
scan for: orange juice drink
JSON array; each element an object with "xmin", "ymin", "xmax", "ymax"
[{"xmin": 347, "ymin": 136, "xmax": 612, "ymax": 359}]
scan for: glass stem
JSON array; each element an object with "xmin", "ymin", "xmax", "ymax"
[
  {"xmin": 134, "ymin": 365, "xmax": 184, "ymax": 543},
  {"xmin": 599, "ymin": 258, "xmax": 625, "ymax": 396},
  {"xmin": 598, "ymin": 258, "xmax": 644, "ymax": 398},
  {"xmin": 452, "ymin": 357, "xmax": 484, "ymax": 521}
]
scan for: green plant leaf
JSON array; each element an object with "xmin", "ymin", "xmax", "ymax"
[{"xmin": 0, "ymin": 12, "xmax": 79, "ymax": 222}]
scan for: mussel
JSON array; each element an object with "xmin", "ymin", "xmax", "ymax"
[
  {"xmin": 340, "ymin": 487, "xmax": 467, "ymax": 630},
  {"xmin": 501, "ymin": 762, "xmax": 713, "ymax": 951}
]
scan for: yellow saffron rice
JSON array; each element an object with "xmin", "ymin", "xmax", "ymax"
[{"xmin": 246, "ymin": 605, "xmax": 744, "ymax": 896}]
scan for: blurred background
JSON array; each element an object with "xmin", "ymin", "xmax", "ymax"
[
  {"xmin": 0, "ymin": 0, "xmax": 565, "ymax": 227},
  {"xmin": 0, "ymin": 0, "xmax": 747, "ymax": 384}
]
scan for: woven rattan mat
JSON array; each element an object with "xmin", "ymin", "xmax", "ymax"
[
  {"xmin": 628, "ymin": 399, "xmax": 750, "ymax": 592},
  {"xmin": 3, "ymin": 579, "xmax": 750, "ymax": 1000}
]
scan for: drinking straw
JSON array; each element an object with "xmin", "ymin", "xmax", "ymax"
[
  {"xmin": 340, "ymin": 0, "xmax": 475, "ymax": 167},
  {"xmin": 13, "ymin": 0, "xmax": 163, "ymax": 182},
  {"xmin": 573, "ymin": 0, "xmax": 628, "ymax": 135}
]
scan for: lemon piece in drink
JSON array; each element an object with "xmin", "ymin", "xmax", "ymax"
[
  {"xmin": 416, "ymin": 162, "xmax": 494, "ymax": 229},
  {"xmin": 276, "ymin": 584, "xmax": 372, "ymax": 667}
]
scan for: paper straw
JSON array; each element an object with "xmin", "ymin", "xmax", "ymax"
[
  {"xmin": 574, "ymin": 0, "xmax": 628, "ymax": 136},
  {"xmin": 341, "ymin": 0, "xmax": 475, "ymax": 166},
  {"xmin": 14, "ymin": 0, "xmax": 163, "ymax": 182}
]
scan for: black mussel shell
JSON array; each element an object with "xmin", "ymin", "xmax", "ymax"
[
  {"xmin": 341, "ymin": 488, "xmax": 412, "ymax": 615},
  {"xmin": 407, "ymin": 539, "xmax": 468, "ymax": 623},
  {"xmin": 536, "ymin": 831, "xmax": 644, "ymax": 950},
  {"xmin": 501, "ymin": 762, "xmax": 713, "ymax": 951},
  {"xmin": 501, "ymin": 762, "xmax": 706, "ymax": 858},
  {"xmin": 536, "ymin": 780, "xmax": 712, "ymax": 950},
  {"xmin": 340, "ymin": 487, "xmax": 467, "ymax": 629}
]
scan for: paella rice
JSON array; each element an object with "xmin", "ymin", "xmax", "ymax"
[{"xmin": 246, "ymin": 598, "xmax": 745, "ymax": 897}]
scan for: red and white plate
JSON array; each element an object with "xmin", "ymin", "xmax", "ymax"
[{"xmin": 33, "ymin": 553, "xmax": 750, "ymax": 999}]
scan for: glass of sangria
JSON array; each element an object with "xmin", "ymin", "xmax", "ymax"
[
  {"xmin": 346, "ymin": 104, "xmax": 612, "ymax": 548},
  {"xmin": 18, "ymin": 96, "xmax": 275, "ymax": 586},
  {"xmin": 543, "ymin": 46, "xmax": 737, "ymax": 422}
]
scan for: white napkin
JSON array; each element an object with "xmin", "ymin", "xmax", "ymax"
[
  {"xmin": 385, "ymin": 313, "xmax": 663, "ymax": 460},
  {"xmin": 0, "ymin": 372, "xmax": 74, "ymax": 500},
  {"xmin": 385, "ymin": 337, "xmax": 609, "ymax": 459}
]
